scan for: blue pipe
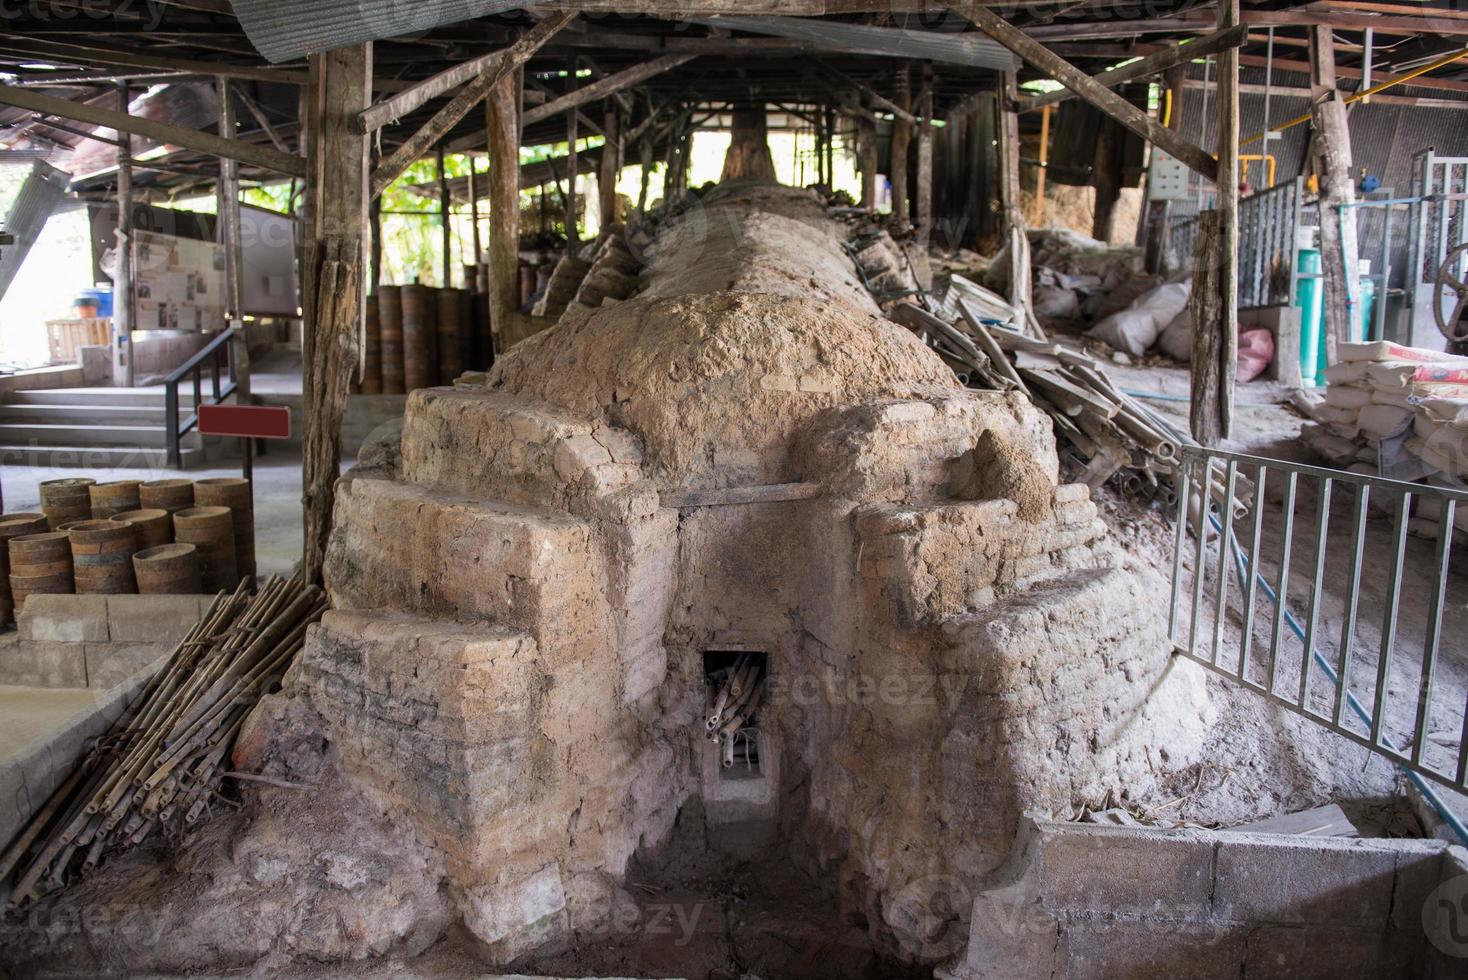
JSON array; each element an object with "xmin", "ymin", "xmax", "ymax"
[{"xmin": 1206, "ymin": 511, "xmax": 1468, "ymax": 845}]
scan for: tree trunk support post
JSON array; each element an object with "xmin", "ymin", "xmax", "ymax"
[
  {"xmin": 1191, "ymin": 0, "xmax": 1240, "ymax": 445},
  {"xmin": 113, "ymin": 82, "xmax": 134, "ymax": 389},
  {"xmin": 217, "ymin": 77, "xmax": 250, "ymax": 402},
  {"xmin": 599, "ymin": 104, "xmax": 621, "ymax": 231},
  {"xmin": 915, "ymin": 63, "xmax": 934, "ymax": 245},
  {"xmin": 999, "ymin": 71, "xmax": 1033, "ymax": 329},
  {"xmin": 485, "ymin": 66, "xmax": 521, "ymax": 353},
  {"xmin": 890, "ymin": 63, "xmax": 912, "ymax": 228},
  {"xmin": 301, "ymin": 43, "xmax": 371, "ymax": 585},
  {"xmin": 1309, "ymin": 23, "xmax": 1361, "ymax": 366}
]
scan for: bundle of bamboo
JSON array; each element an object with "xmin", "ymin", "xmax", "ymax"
[
  {"xmin": 704, "ymin": 655, "xmax": 765, "ymax": 771},
  {"xmin": 0, "ymin": 575, "xmax": 327, "ymax": 909}
]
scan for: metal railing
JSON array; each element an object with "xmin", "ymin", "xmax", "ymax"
[
  {"xmin": 1236, "ymin": 178, "xmax": 1303, "ymax": 309},
  {"xmin": 163, "ymin": 330, "xmax": 236, "ymax": 468},
  {"xmin": 1168, "ymin": 446, "xmax": 1468, "ymax": 823}
]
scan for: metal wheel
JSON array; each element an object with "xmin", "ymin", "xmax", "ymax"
[{"xmin": 1433, "ymin": 242, "xmax": 1468, "ymax": 343}]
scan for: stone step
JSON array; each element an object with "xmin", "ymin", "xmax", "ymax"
[
  {"xmin": 0, "ymin": 443, "xmax": 210, "ymax": 468},
  {"xmin": 4, "ymin": 387, "xmax": 199, "ymax": 408},
  {"xmin": 0, "ymin": 422, "xmax": 174, "ymax": 448},
  {"xmin": 0, "ymin": 403, "xmax": 170, "ymax": 424}
]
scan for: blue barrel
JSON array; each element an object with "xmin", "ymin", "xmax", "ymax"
[{"xmin": 78, "ymin": 288, "xmax": 113, "ymax": 317}]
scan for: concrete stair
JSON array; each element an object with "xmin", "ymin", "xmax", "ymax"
[{"xmin": 0, "ymin": 388, "xmax": 235, "ymax": 468}]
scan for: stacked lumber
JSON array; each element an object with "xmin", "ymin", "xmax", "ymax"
[
  {"xmin": 892, "ymin": 298, "xmax": 1190, "ymax": 497},
  {"xmin": 0, "ymin": 576, "xmax": 327, "ymax": 909}
]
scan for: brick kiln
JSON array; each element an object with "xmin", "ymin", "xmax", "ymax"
[{"xmin": 2, "ymin": 183, "xmax": 1207, "ymax": 974}]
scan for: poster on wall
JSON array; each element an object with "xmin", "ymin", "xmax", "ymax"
[{"xmin": 131, "ymin": 229, "xmax": 227, "ymax": 333}]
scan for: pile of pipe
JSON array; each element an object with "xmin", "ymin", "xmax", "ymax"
[
  {"xmin": 891, "ymin": 297, "xmax": 1237, "ymax": 515},
  {"xmin": 704, "ymin": 655, "xmax": 765, "ymax": 771},
  {"xmin": 0, "ymin": 575, "xmax": 327, "ymax": 909}
]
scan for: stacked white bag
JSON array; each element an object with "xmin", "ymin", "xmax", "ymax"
[{"xmin": 1303, "ymin": 341, "xmax": 1468, "ymax": 481}]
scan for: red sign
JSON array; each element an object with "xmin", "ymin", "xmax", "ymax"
[{"xmin": 197, "ymin": 404, "xmax": 291, "ymax": 440}]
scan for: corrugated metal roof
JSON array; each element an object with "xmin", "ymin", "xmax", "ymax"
[
  {"xmin": 232, "ymin": 0, "xmax": 540, "ymax": 63},
  {"xmin": 683, "ymin": 16, "xmax": 1019, "ymax": 72}
]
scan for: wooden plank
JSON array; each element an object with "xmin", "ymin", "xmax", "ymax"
[
  {"xmin": 369, "ymin": 13, "xmax": 573, "ymax": 198},
  {"xmin": 660, "ymin": 482, "xmax": 822, "ymax": 509},
  {"xmin": 522, "ymin": 53, "xmax": 696, "ymax": 128},
  {"xmin": 302, "ymin": 44, "xmax": 371, "ymax": 585},
  {"xmin": 0, "ymin": 82, "xmax": 306, "ymax": 177},
  {"xmin": 942, "ymin": 1, "xmax": 1219, "ymax": 183},
  {"xmin": 1309, "ymin": 24, "xmax": 1360, "ymax": 369},
  {"xmin": 1019, "ymin": 24, "xmax": 1247, "ymax": 113}
]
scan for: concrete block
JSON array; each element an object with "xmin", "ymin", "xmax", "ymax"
[
  {"xmin": 18, "ymin": 594, "xmax": 109, "ymax": 643},
  {"xmin": 85, "ymin": 642, "xmax": 170, "ymax": 690},
  {"xmin": 0, "ymin": 641, "xmax": 87, "ymax": 688},
  {"xmin": 1035, "ymin": 824, "xmax": 1214, "ymax": 914},
  {"xmin": 1213, "ymin": 835, "xmax": 1402, "ymax": 928},
  {"xmin": 104, "ymin": 594, "xmax": 204, "ymax": 643},
  {"xmin": 1062, "ymin": 919, "xmax": 1245, "ymax": 980},
  {"xmin": 1241, "ymin": 924, "xmax": 1420, "ymax": 980}
]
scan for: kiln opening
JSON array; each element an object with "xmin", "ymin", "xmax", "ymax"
[{"xmin": 702, "ymin": 651, "xmax": 768, "ymax": 781}]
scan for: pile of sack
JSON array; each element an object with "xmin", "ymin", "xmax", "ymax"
[{"xmin": 1302, "ymin": 341, "xmax": 1468, "ymax": 539}]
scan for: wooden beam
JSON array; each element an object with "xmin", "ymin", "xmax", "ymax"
[
  {"xmin": 0, "ymin": 36, "xmax": 311, "ymax": 86},
  {"xmin": 999, "ymin": 71, "xmax": 1034, "ymax": 333},
  {"xmin": 359, "ymin": 35, "xmax": 545, "ymax": 134},
  {"xmin": 0, "ymin": 82, "xmax": 306, "ymax": 177},
  {"xmin": 660, "ymin": 482, "xmax": 821, "ymax": 509},
  {"xmin": 370, "ymin": 13, "xmax": 573, "ymax": 198},
  {"xmin": 485, "ymin": 68, "xmax": 520, "ymax": 351},
  {"xmin": 599, "ymin": 105, "xmax": 621, "ymax": 229},
  {"xmin": 302, "ymin": 44, "xmax": 371, "ymax": 586},
  {"xmin": 113, "ymin": 83, "xmax": 134, "ymax": 389},
  {"xmin": 818, "ymin": 61, "xmax": 917, "ymax": 124},
  {"xmin": 1019, "ymin": 24, "xmax": 1247, "ymax": 113},
  {"xmin": 1309, "ymin": 24, "xmax": 1361, "ymax": 369},
  {"xmin": 890, "ymin": 64, "xmax": 912, "ymax": 228},
  {"xmin": 522, "ymin": 53, "xmax": 696, "ymax": 128},
  {"xmin": 940, "ymin": 2, "xmax": 1219, "ymax": 183},
  {"xmin": 915, "ymin": 65, "xmax": 933, "ymax": 245}
]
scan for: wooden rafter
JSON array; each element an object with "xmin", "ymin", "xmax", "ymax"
[
  {"xmin": 521, "ymin": 53, "xmax": 697, "ymax": 128},
  {"xmin": 0, "ymin": 82, "xmax": 306, "ymax": 176},
  {"xmin": 940, "ymin": 1, "xmax": 1219, "ymax": 182},
  {"xmin": 369, "ymin": 12, "xmax": 575, "ymax": 199},
  {"xmin": 1019, "ymin": 24, "xmax": 1247, "ymax": 113}
]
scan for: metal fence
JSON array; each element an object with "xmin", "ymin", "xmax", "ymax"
[
  {"xmin": 1406, "ymin": 148, "xmax": 1468, "ymax": 343},
  {"xmin": 1168, "ymin": 446, "xmax": 1468, "ymax": 801},
  {"xmin": 1236, "ymin": 178, "xmax": 1303, "ymax": 309}
]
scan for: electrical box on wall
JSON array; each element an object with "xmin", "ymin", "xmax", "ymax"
[{"xmin": 1147, "ymin": 150, "xmax": 1194, "ymax": 201}]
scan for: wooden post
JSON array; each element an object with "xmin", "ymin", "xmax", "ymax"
[
  {"xmin": 1034, "ymin": 103, "xmax": 1051, "ymax": 225},
  {"xmin": 467, "ymin": 156, "xmax": 482, "ymax": 277},
  {"xmin": 564, "ymin": 57, "xmax": 579, "ymax": 253},
  {"xmin": 1309, "ymin": 24, "xmax": 1360, "ymax": 365},
  {"xmin": 437, "ymin": 144, "xmax": 452, "ymax": 287},
  {"xmin": 999, "ymin": 71, "xmax": 1033, "ymax": 327},
  {"xmin": 823, "ymin": 105, "xmax": 836, "ymax": 187},
  {"xmin": 217, "ymin": 77, "xmax": 249, "ymax": 401},
  {"xmin": 599, "ymin": 105, "xmax": 620, "ymax": 231},
  {"xmin": 858, "ymin": 110, "xmax": 878, "ymax": 212},
  {"xmin": 369, "ymin": 194, "xmax": 382, "ymax": 290},
  {"xmin": 1191, "ymin": 0, "xmax": 1240, "ymax": 445},
  {"xmin": 1091, "ymin": 119, "xmax": 1120, "ymax": 243},
  {"xmin": 890, "ymin": 64, "xmax": 912, "ymax": 227},
  {"xmin": 113, "ymin": 82, "xmax": 134, "ymax": 388},
  {"xmin": 916, "ymin": 64, "xmax": 933, "ymax": 244},
  {"xmin": 485, "ymin": 67, "xmax": 520, "ymax": 351},
  {"xmin": 301, "ymin": 43, "xmax": 371, "ymax": 585},
  {"xmin": 637, "ymin": 134, "xmax": 653, "ymax": 212}
]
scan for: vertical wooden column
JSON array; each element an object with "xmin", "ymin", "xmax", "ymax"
[
  {"xmin": 1309, "ymin": 24, "xmax": 1360, "ymax": 365},
  {"xmin": 437, "ymin": 144, "xmax": 452, "ymax": 287},
  {"xmin": 915, "ymin": 64, "xmax": 934, "ymax": 244},
  {"xmin": 998, "ymin": 71, "xmax": 1032, "ymax": 325},
  {"xmin": 1190, "ymin": 1, "xmax": 1240, "ymax": 444},
  {"xmin": 890, "ymin": 64, "xmax": 912, "ymax": 227},
  {"xmin": 637, "ymin": 134, "xmax": 653, "ymax": 212},
  {"xmin": 369, "ymin": 194, "xmax": 382, "ymax": 291},
  {"xmin": 301, "ymin": 43, "xmax": 371, "ymax": 585},
  {"xmin": 858, "ymin": 110, "xmax": 878, "ymax": 211},
  {"xmin": 564, "ymin": 58, "xmax": 580, "ymax": 254},
  {"xmin": 823, "ymin": 105, "xmax": 836, "ymax": 186},
  {"xmin": 485, "ymin": 67, "xmax": 520, "ymax": 351},
  {"xmin": 113, "ymin": 82, "xmax": 134, "ymax": 388},
  {"xmin": 217, "ymin": 77, "xmax": 249, "ymax": 399},
  {"xmin": 599, "ymin": 105, "xmax": 621, "ymax": 231},
  {"xmin": 467, "ymin": 157, "xmax": 482, "ymax": 280},
  {"xmin": 1091, "ymin": 121, "xmax": 1120, "ymax": 243}
]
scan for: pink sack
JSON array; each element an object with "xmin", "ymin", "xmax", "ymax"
[{"xmin": 1238, "ymin": 326, "xmax": 1275, "ymax": 383}]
